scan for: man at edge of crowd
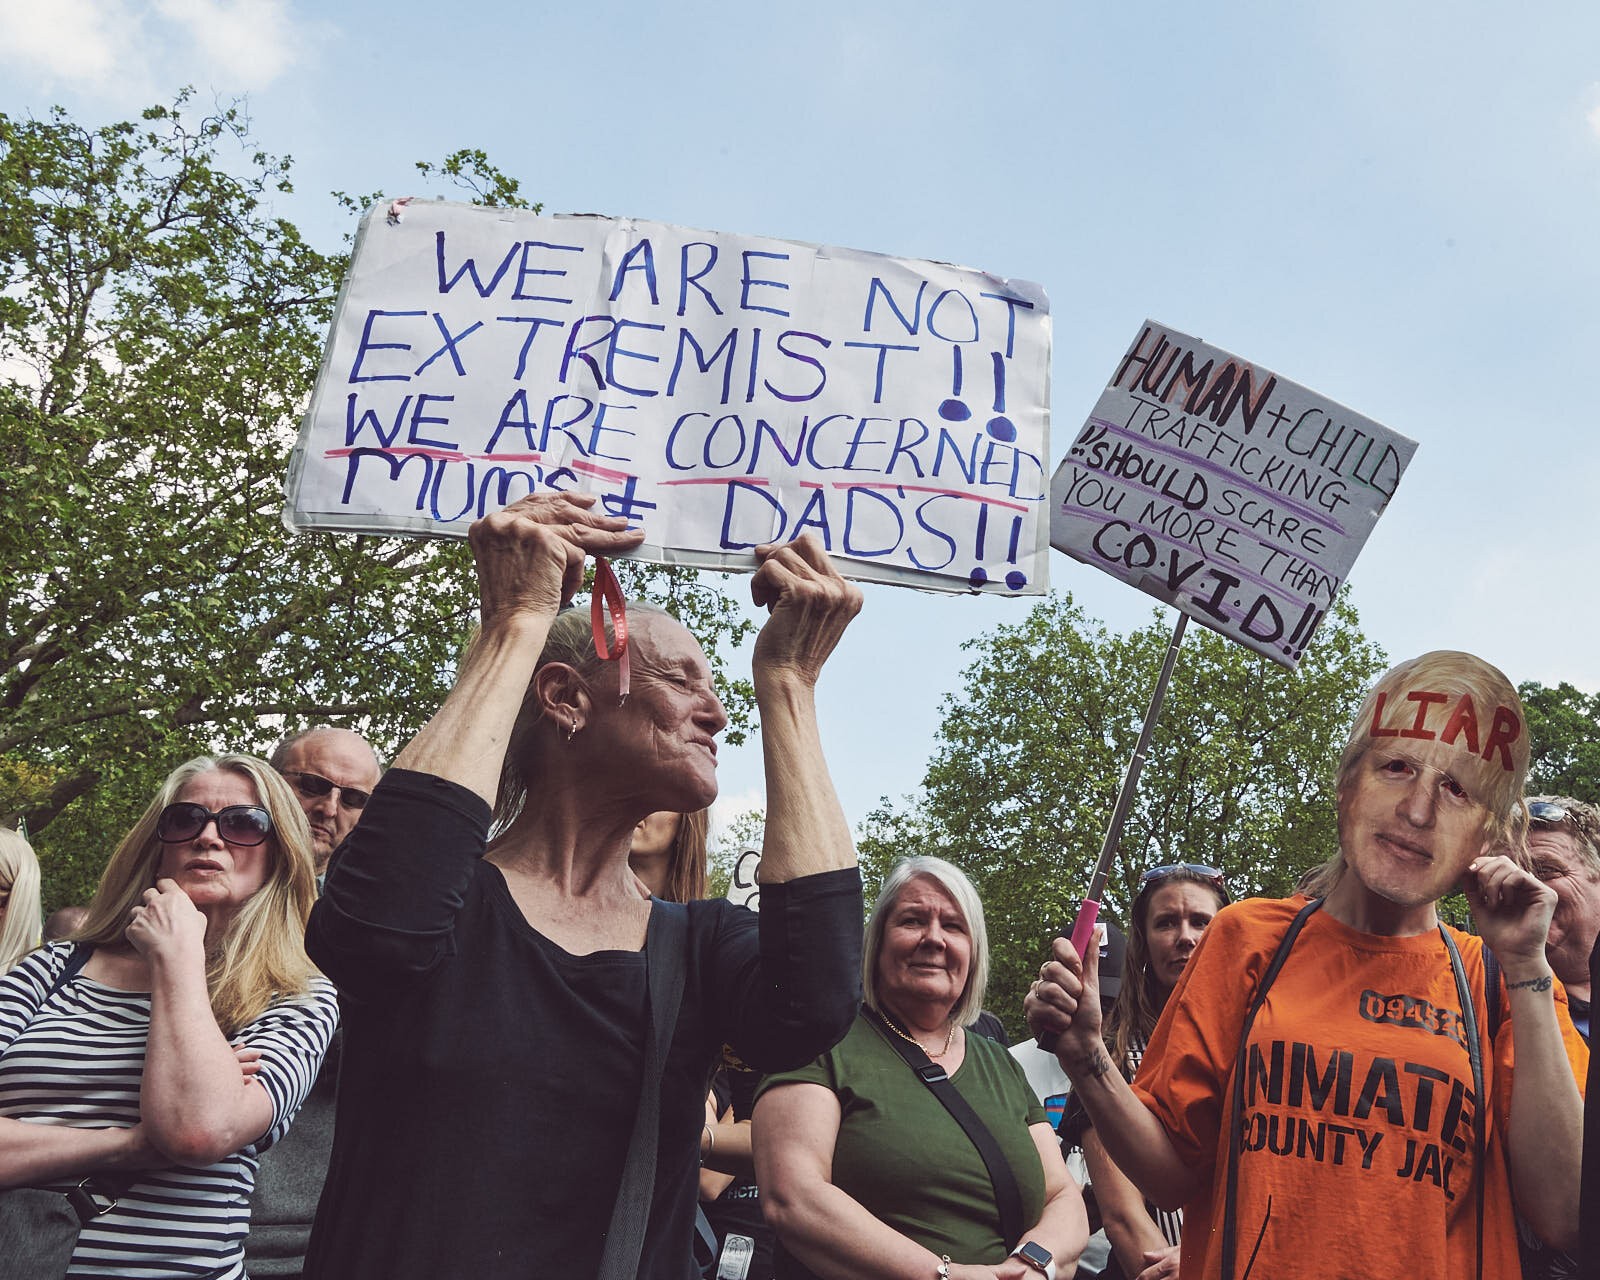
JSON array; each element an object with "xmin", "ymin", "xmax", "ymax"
[
  {"xmin": 1527, "ymin": 794, "xmax": 1598, "ymax": 1042},
  {"xmin": 245, "ymin": 725, "xmax": 380, "ymax": 1279},
  {"xmin": 270, "ymin": 727, "xmax": 383, "ymax": 875},
  {"xmin": 1026, "ymin": 650, "xmax": 1588, "ymax": 1280}
]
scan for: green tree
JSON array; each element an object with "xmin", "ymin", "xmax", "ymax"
[
  {"xmin": 857, "ymin": 592, "xmax": 1388, "ymax": 1023},
  {"xmin": 0, "ymin": 96, "xmax": 752, "ymax": 909},
  {"xmin": 1518, "ymin": 681, "xmax": 1600, "ymax": 806}
]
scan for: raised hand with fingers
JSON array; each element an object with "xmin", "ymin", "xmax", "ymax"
[
  {"xmin": 467, "ymin": 491, "xmax": 644, "ymax": 630},
  {"xmin": 1463, "ymin": 853, "xmax": 1556, "ymax": 974},
  {"xmin": 749, "ymin": 532, "xmax": 863, "ymax": 693},
  {"xmin": 1025, "ymin": 931, "xmax": 1105, "ymax": 1073},
  {"xmin": 126, "ymin": 879, "xmax": 208, "ymax": 967}
]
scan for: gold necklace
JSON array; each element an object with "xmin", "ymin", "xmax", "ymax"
[{"xmin": 873, "ymin": 1007, "xmax": 959, "ymax": 1059}]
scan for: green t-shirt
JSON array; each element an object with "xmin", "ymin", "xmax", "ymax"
[{"xmin": 758, "ymin": 1010, "xmax": 1048, "ymax": 1263}]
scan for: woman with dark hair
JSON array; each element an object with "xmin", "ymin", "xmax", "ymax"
[
  {"xmin": 1083, "ymin": 864, "xmax": 1228, "ymax": 1280},
  {"xmin": 303, "ymin": 493, "xmax": 865, "ymax": 1280},
  {"xmin": 0, "ymin": 754, "xmax": 336, "ymax": 1279}
]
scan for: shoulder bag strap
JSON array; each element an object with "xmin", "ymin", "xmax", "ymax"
[
  {"xmin": 597, "ymin": 899, "xmax": 690, "ymax": 1280},
  {"xmin": 867, "ymin": 1006, "xmax": 1025, "ymax": 1250},
  {"xmin": 42, "ymin": 942, "xmax": 93, "ymax": 1001},
  {"xmin": 1480, "ymin": 944, "xmax": 1502, "ymax": 1044},
  {"xmin": 1439, "ymin": 925, "xmax": 1486, "ymax": 1280},
  {"xmin": 1220, "ymin": 897, "xmax": 1322, "ymax": 1280}
]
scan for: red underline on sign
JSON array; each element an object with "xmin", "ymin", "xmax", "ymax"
[
  {"xmin": 484, "ymin": 453, "xmax": 545, "ymax": 462},
  {"xmin": 834, "ymin": 482, "xmax": 1031, "ymax": 514},
  {"xmin": 657, "ymin": 476, "xmax": 771, "ymax": 487},
  {"xmin": 569, "ymin": 459, "xmax": 634, "ymax": 483},
  {"xmin": 324, "ymin": 446, "xmax": 468, "ymax": 461}
]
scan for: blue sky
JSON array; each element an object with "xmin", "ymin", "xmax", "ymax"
[{"xmin": 6, "ymin": 0, "xmax": 1598, "ymax": 845}]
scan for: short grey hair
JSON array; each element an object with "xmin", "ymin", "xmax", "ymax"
[
  {"xmin": 1529, "ymin": 794, "xmax": 1600, "ymax": 876},
  {"xmin": 862, "ymin": 855, "xmax": 990, "ymax": 1028},
  {"xmin": 269, "ymin": 727, "xmax": 383, "ymax": 773}
]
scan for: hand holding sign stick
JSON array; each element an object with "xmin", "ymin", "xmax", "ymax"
[{"xmin": 1038, "ymin": 611, "xmax": 1189, "ymax": 1051}]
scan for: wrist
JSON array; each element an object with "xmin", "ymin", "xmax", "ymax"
[{"xmin": 1502, "ymin": 968, "xmax": 1554, "ymax": 993}]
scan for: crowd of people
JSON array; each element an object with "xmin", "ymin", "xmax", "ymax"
[{"xmin": 0, "ymin": 490, "xmax": 1593, "ymax": 1280}]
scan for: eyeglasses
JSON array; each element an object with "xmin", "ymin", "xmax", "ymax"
[
  {"xmin": 1137, "ymin": 863, "xmax": 1232, "ymax": 904},
  {"xmin": 1528, "ymin": 800, "xmax": 1570, "ymax": 825},
  {"xmin": 281, "ymin": 770, "xmax": 371, "ymax": 812},
  {"xmin": 156, "ymin": 803, "xmax": 274, "ymax": 847}
]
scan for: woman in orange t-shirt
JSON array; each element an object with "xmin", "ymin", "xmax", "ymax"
[{"xmin": 1027, "ymin": 651, "xmax": 1588, "ymax": 1280}]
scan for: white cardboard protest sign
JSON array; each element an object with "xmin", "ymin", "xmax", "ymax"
[
  {"xmin": 284, "ymin": 201, "xmax": 1052, "ymax": 595},
  {"xmin": 1050, "ymin": 321, "xmax": 1417, "ymax": 668}
]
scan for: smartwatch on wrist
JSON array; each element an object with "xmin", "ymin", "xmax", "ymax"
[{"xmin": 1012, "ymin": 1241, "xmax": 1055, "ymax": 1280}]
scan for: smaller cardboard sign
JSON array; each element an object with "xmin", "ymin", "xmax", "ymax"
[{"xmin": 1050, "ymin": 321, "xmax": 1417, "ymax": 668}]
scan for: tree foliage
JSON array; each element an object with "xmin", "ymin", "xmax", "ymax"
[
  {"xmin": 0, "ymin": 95, "xmax": 753, "ymax": 909},
  {"xmin": 857, "ymin": 593, "xmax": 1388, "ymax": 1024},
  {"xmin": 1518, "ymin": 681, "xmax": 1600, "ymax": 806}
]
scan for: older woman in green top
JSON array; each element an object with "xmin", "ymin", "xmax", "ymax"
[{"xmin": 755, "ymin": 856, "xmax": 1087, "ymax": 1280}]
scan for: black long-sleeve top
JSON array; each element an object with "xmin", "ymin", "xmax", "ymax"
[{"xmin": 302, "ymin": 769, "xmax": 862, "ymax": 1280}]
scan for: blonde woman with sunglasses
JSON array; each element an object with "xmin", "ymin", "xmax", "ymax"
[{"xmin": 0, "ymin": 755, "xmax": 338, "ymax": 1279}]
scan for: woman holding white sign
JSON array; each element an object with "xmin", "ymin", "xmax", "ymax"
[{"xmin": 302, "ymin": 493, "xmax": 865, "ymax": 1280}]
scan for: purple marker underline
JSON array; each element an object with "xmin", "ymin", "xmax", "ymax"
[
  {"xmin": 1057, "ymin": 501, "xmax": 1334, "ymax": 612},
  {"xmin": 1062, "ymin": 458, "xmax": 1333, "ymax": 573},
  {"xmin": 1085, "ymin": 416, "xmax": 1350, "ymax": 538}
]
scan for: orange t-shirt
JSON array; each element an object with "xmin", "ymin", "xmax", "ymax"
[{"xmin": 1131, "ymin": 896, "xmax": 1589, "ymax": 1280}]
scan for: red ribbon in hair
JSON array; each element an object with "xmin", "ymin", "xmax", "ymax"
[{"xmin": 590, "ymin": 557, "xmax": 630, "ymax": 700}]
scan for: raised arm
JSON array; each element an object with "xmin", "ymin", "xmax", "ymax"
[
  {"xmin": 392, "ymin": 492, "xmax": 643, "ymax": 802},
  {"xmin": 132, "ymin": 880, "xmax": 277, "ymax": 1166},
  {"xmin": 748, "ymin": 535, "xmax": 862, "ymax": 884},
  {"xmin": 1467, "ymin": 854, "xmax": 1584, "ymax": 1250},
  {"xmin": 1025, "ymin": 935, "xmax": 1201, "ymax": 1211}
]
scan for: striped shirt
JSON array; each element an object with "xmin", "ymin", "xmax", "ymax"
[{"xmin": 0, "ymin": 942, "xmax": 338, "ymax": 1279}]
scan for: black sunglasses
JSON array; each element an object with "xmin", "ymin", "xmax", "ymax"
[
  {"xmin": 281, "ymin": 770, "xmax": 371, "ymax": 811},
  {"xmin": 1137, "ymin": 863, "xmax": 1232, "ymax": 904},
  {"xmin": 156, "ymin": 803, "xmax": 274, "ymax": 847}
]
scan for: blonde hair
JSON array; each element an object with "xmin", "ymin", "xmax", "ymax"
[
  {"xmin": 862, "ymin": 856, "xmax": 990, "ymax": 1028},
  {"xmin": 74, "ymin": 755, "xmax": 320, "ymax": 1036},
  {"xmin": 663, "ymin": 809, "xmax": 710, "ymax": 904},
  {"xmin": 491, "ymin": 602, "xmax": 673, "ymax": 833},
  {"xmin": 1303, "ymin": 651, "xmax": 1530, "ymax": 897},
  {"xmin": 0, "ymin": 828, "xmax": 43, "ymax": 973}
]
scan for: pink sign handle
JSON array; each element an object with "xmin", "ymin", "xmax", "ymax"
[
  {"xmin": 1036, "ymin": 899, "xmax": 1100, "ymax": 1052},
  {"xmin": 1068, "ymin": 898, "xmax": 1100, "ymax": 963}
]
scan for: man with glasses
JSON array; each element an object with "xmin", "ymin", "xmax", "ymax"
[
  {"xmin": 1527, "ymin": 796, "xmax": 1599, "ymax": 1043},
  {"xmin": 246, "ymin": 727, "xmax": 379, "ymax": 1279},
  {"xmin": 270, "ymin": 728, "xmax": 383, "ymax": 876}
]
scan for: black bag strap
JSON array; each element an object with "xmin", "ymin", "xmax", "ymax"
[
  {"xmin": 867, "ymin": 1005, "xmax": 1025, "ymax": 1250},
  {"xmin": 1220, "ymin": 897, "xmax": 1322, "ymax": 1280},
  {"xmin": 597, "ymin": 899, "xmax": 690, "ymax": 1280},
  {"xmin": 46, "ymin": 942, "xmax": 94, "ymax": 1000},
  {"xmin": 1481, "ymin": 944, "xmax": 1503, "ymax": 1044},
  {"xmin": 31, "ymin": 944, "xmax": 137, "ymax": 1213},
  {"xmin": 1439, "ymin": 926, "xmax": 1487, "ymax": 1280}
]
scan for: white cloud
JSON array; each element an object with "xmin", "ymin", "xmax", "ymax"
[
  {"xmin": 0, "ymin": 0, "xmax": 138, "ymax": 83},
  {"xmin": 1584, "ymin": 82, "xmax": 1600, "ymax": 138},
  {"xmin": 0, "ymin": 0, "xmax": 325, "ymax": 97},
  {"xmin": 155, "ymin": 0, "xmax": 302, "ymax": 88}
]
